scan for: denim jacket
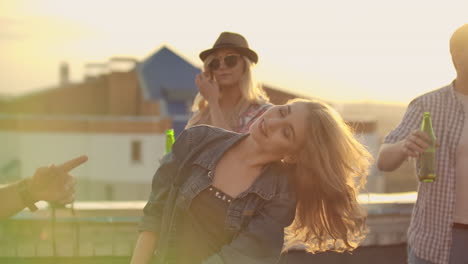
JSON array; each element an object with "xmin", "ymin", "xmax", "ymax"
[{"xmin": 139, "ymin": 125, "xmax": 297, "ymax": 264}]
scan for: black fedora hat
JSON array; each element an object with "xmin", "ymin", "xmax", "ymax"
[{"xmin": 199, "ymin": 32, "xmax": 258, "ymax": 63}]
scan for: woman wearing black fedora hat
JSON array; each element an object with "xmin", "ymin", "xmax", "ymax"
[{"xmin": 186, "ymin": 32, "xmax": 271, "ymax": 133}]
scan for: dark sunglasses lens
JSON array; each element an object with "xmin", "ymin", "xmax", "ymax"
[
  {"xmin": 208, "ymin": 59, "xmax": 220, "ymax": 70},
  {"xmin": 224, "ymin": 55, "xmax": 239, "ymax": 68}
]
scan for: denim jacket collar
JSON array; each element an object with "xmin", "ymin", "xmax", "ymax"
[
  {"xmin": 191, "ymin": 131, "xmax": 286, "ymax": 201},
  {"xmin": 240, "ymin": 163, "xmax": 288, "ymax": 200}
]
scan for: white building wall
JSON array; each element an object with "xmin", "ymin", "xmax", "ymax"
[
  {"xmin": 0, "ymin": 132, "xmax": 19, "ymax": 162},
  {"xmin": 0, "ymin": 132, "xmax": 21, "ymax": 180},
  {"xmin": 17, "ymin": 132, "xmax": 165, "ymax": 182},
  {"xmin": 356, "ymin": 131, "xmax": 385, "ymax": 193}
]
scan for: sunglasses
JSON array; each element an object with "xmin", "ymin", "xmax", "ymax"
[{"xmin": 208, "ymin": 54, "xmax": 241, "ymax": 71}]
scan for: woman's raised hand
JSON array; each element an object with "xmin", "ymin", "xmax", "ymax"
[{"xmin": 195, "ymin": 72, "xmax": 220, "ymax": 104}]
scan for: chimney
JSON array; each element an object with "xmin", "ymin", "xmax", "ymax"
[{"xmin": 59, "ymin": 62, "xmax": 70, "ymax": 86}]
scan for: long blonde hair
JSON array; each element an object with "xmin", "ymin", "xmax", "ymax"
[
  {"xmin": 285, "ymin": 99, "xmax": 372, "ymax": 253},
  {"xmin": 186, "ymin": 55, "xmax": 269, "ymax": 129}
]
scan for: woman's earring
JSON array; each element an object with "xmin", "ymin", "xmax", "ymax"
[{"xmin": 283, "ymin": 155, "xmax": 297, "ymax": 164}]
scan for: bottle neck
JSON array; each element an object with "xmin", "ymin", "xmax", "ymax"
[
  {"xmin": 422, "ymin": 116, "xmax": 432, "ymax": 129},
  {"xmin": 421, "ymin": 116, "xmax": 436, "ymax": 143}
]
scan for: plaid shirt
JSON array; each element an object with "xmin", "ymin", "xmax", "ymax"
[
  {"xmin": 384, "ymin": 83, "xmax": 465, "ymax": 264},
  {"xmin": 234, "ymin": 103, "xmax": 272, "ymax": 133}
]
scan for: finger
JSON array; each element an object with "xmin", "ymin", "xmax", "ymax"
[
  {"xmin": 413, "ymin": 130, "xmax": 431, "ymax": 143},
  {"xmin": 403, "ymin": 145, "xmax": 419, "ymax": 158},
  {"xmin": 58, "ymin": 155, "xmax": 88, "ymax": 173},
  {"xmin": 55, "ymin": 182, "xmax": 75, "ymax": 203},
  {"xmin": 202, "ymin": 72, "xmax": 213, "ymax": 82},
  {"xmin": 406, "ymin": 132, "xmax": 429, "ymax": 151},
  {"xmin": 408, "ymin": 141, "xmax": 426, "ymax": 154},
  {"xmin": 404, "ymin": 139, "xmax": 419, "ymax": 153},
  {"xmin": 202, "ymin": 71, "xmax": 211, "ymax": 78},
  {"xmin": 408, "ymin": 149, "xmax": 420, "ymax": 158},
  {"xmin": 195, "ymin": 78, "xmax": 203, "ymax": 89},
  {"xmin": 197, "ymin": 72, "xmax": 205, "ymax": 80},
  {"xmin": 195, "ymin": 74, "xmax": 207, "ymax": 88},
  {"xmin": 410, "ymin": 136, "xmax": 429, "ymax": 151}
]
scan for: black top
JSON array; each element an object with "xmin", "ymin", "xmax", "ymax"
[{"xmin": 174, "ymin": 185, "xmax": 235, "ymax": 264}]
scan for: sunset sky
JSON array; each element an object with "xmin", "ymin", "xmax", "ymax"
[{"xmin": 1, "ymin": 0, "xmax": 467, "ymax": 103}]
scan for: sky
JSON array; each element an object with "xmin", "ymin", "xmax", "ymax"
[{"xmin": 0, "ymin": 0, "xmax": 467, "ymax": 104}]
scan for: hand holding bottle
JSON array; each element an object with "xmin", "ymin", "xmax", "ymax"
[
  {"xmin": 417, "ymin": 112, "xmax": 437, "ymax": 182},
  {"xmin": 402, "ymin": 130, "xmax": 432, "ymax": 158}
]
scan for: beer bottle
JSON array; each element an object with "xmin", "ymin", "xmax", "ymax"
[
  {"xmin": 165, "ymin": 129, "xmax": 175, "ymax": 154},
  {"xmin": 418, "ymin": 112, "xmax": 437, "ymax": 182}
]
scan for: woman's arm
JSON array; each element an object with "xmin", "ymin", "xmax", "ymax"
[
  {"xmin": 208, "ymin": 102, "xmax": 232, "ymax": 130},
  {"xmin": 134, "ymin": 155, "xmax": 176, "ymax": 264},
  {"xmin": 130, "ymin": 231, "xmax": 158, "ymax": 264},
  {"xmin": 194, "ymin": 72, "xmax": 233, "ymax": 130}
]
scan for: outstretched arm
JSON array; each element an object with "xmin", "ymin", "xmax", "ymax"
[
  {"xmin": 377, "ymin": 130, "xmax": 431, "ymax": 172},
  {"xmin": 0, "ymin": 155, "xmax": 87, "ymax": 218},
  {"xmin": 377, "ymin": 97, "xmax": 427, "ymax": 172}
]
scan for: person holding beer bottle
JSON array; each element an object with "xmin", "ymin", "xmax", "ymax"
[{"xmin": 377, "ymin": 24, "xmax": 468, "ymax": 264}]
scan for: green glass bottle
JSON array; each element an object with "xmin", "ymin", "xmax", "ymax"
[
  {"xmin": 165, "ymin": 129, "xmax": 175, "ymax": 154},
  {"xmin": 418, "ymin": 112, "xmax": 437, "ymax": 182}
]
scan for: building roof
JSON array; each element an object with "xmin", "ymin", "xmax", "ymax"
[{"xmin": 137, "ymin": 46, "xmax": 200, "ymax": 101}]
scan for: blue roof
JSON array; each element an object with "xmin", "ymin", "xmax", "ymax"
[{"xmin": 137, "ymin": 46, "xmax": 200, "ymax": 101}]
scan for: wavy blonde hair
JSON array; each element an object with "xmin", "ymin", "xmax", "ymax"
[
  {"xmin": 186, "ymin": 54, "xmax": 269, "ymax": 129},
  {"xmin": 285, "ymin": 99, "xmax": 372, "ymax": 253}
]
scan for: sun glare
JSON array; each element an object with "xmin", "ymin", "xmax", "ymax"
[{"xmin": 1, "ymin": 0, "xmax": 467, "ymax": 103}]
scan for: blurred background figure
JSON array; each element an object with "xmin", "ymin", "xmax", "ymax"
[
  {"xmin": 186, "ymin": 31, "xmax": 271, "ymax": 132},
  {"xmin": 377, "ymin": 24, "xmax": 468, "ymax": 264}
]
